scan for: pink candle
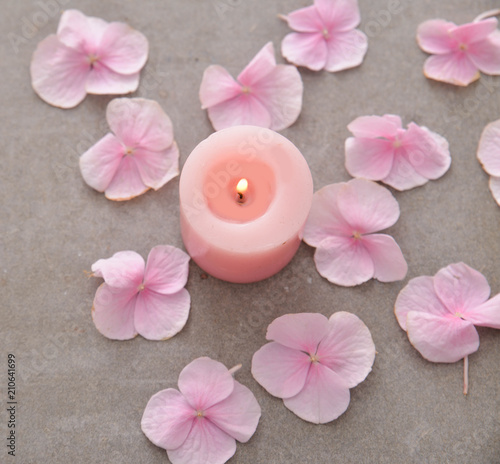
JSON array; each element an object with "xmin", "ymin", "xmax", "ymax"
[{"xmin": 179, "ymin": 125, "xmax": 313, "ymax": 283}]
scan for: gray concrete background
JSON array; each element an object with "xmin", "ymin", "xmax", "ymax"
[{"xmin": 1, "ymin": 0, "xmax": 500, "ymax": 463}]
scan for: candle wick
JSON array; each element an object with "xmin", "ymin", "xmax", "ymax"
[{"xmin": 236, "ymin": 192, "xmax": 245, "ymax": 204}]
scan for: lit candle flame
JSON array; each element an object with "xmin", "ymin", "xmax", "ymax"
[{"xmin": 236, "ymin": 178, "xmax": 248, "ymax": 203}]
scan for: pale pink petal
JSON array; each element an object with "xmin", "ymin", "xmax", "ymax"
[
  {"xmin": 30, "ymin": 35, "xmax": 89, "ymax": 108},
  {"xmin": 314, "ymin": 236, "xmax": 374, "ymax": 287},
  {"xmin": 91, "ymin": 250, "xmax": 145, "ymax": 289},
  {"xmin": 106, "ymin": 98, "xmax": 174, "ymax": 151},
  {"xmin": 206, "ymin": 94, "xmax": 271, "ymax": 131},
  {"xmin": 143, "ymin": 245, "xmax": 190, "ymax": 295},
  {"xmin": 206, "ymin": 381, "xmax": 261, "ymax": 443},
  {"xmin": 141, "ymin": 388, "xmax": 195, "ymax": 450},
  {"xmin": 467, "ymin": 34, "xmax": 500, "ymax": 75},
  {"xmin": 347, "ymin": 114, "xmax": 401, "ymax": 139},
  {"xmin": 98, "ymin": 22, "xmax": 149, "ymax": 74},
  {"xmin": 394, "ymin": 276, "xmax": 450, "ymax": 331},
  {"xmin": 316, "ymin": 311, "xmax": 375, "ymax": 388},
  {"xmin": 344, "ymin": 137, "xmax": 395, "ymax": 180},
  {"xmin": 362, "ymin": 234, "xmax": 407, "ymax": 283},
  {"xmin": 178, "ymin": 358, "xmax": 234, "ymax": 411},
  {"xmin": 281, "ymin": 32, "xmax": 328, "ymax": 71},
  {"xmin": 134, "ymin": 289, "xmax": 190, "ymax": 341},
  {"xmin": 79, "ymin": 133, "xmax": 124, "ymax": 192},
  {"xmin": 266, "ymin": 313, "xmax": 330, "ymax": 353},
  {"xmin": 133, "ymin": 144, "xmax": 179, "ymax": 190},
  {"xmin": 57, "ymin": 9, "xmax": 109, "ymax": 53},
  {"xmin": 285, "ymin": 5, "xmax": 324, "ymax": 32},
  {"xmin": 283, "ymin": 362, "xmax": 350, "ymax": 424},
  {"xmin": 251, "ymin": 342, "xmax": 311, "ymax": 398},
  {"xmin": 336, "ymin": 179, "xmax": 400, "ymax": 234},
  {"xmin": 382, "ymin": 151, "xmax": 428, "ymax": 190},
  {"xmin": 464, "ymin": 294, "xmax": 500, "ymax": 329},
  {"xmin": 450, "ymin": 18, "xmax": 498, "ymax": 45},
  {"xmin": 324, "ymin": 29, "xmax": 368, "ymax": 72},
  {"xmin": 433, "ymin": 262, "xmax": 490, "ymax": 313},
  {"xmin": 401, "ymin": 123, "xmax": 451, "ymax": 180},
  {"xmin": 104, "ymin": 156, "xmax": 149, "ymax": 201},
  {"xmin": 303, "ymin": 183, "xmax": 352, "ymax": 247},
  {"xmin": 199, "ymin": 65, "xmax": 242, "ymax": 109},
  {"xmin": 417, "ymin": 19, "xmax": 457, "ymax": 54},
  {"xmin": 237, "ymin": 42, "xmax": 275, "ymax": 87},
  {"xmin": 85, "ymin": 63, "xmax": 140, "ymax": 95},
  {"xmin": 423, "ymin": 53, "xmax": 480, "ymax": 86},
  {"xmin": 489, "ymin": 176, "xmax": 500, "ymax": 205},
  {"xmin": 167, "ymin": 418, "xmax": 236, "ymax": 464},
  {"xmin": 92, "ymin": 284, "xmax": 138, "ymax": 340},
  {"xmin": 406, "ymin": 312, "xmax": 479, "ymax": 363},
  {"xmin": 477, "ymin": 119, "xmax": 500, "ymax": 176},
  {"xmin": 314, "ymin": 0, "xmax": 361, "ymax": 31}
]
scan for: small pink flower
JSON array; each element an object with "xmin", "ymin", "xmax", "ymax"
[
  {"xmin": 417, "ymin": 17, "xmax": 500, "ymax": 86},
  {"xmin": 345, "ymin": 114, "xmax": 451, "ymax": 191},
  {"xmin": 252, "ymin": 312, "xmax": 375, "ymax": 424},
  {"xmin": 477, "ymin": 119, "xmax": 500, "ymax": 206},
  {"xmin": 280, "ymin": 0, "xmax": 368, "ymax": 72},
  {"xmin": 91, "ymin": 246, "xmax": 190, "ymax": 341},
  {"xmin": 30, "ymin": 9, "xmax": 149, "ymax": 108},
  {"xmin": 141, "ymin": 357, "xmax": 261, "ymax": 464},
  {"xmin": 303, "ymin": 178, "xmax": 407, "ymax": 287},
  {"xmin": 79, "ymin": 98, "xmax": 179, "ymax": 201},
  {"xmin": 199, "ymin": 42, "xmax": 303, "ymax": 131}
]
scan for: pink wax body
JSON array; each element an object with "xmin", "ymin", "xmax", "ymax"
[{"xmin": 179, "ymin": 125, "xmax": 313, "ymax": 283}]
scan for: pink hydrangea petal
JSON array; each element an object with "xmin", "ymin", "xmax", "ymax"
[
  {"xmin": 251, "ymin": 342, "xmax": 311, "ymax": 398},
  {"xmin": 417, "ymin": 19, "xmax": 457, "ymax": 54},
  {"xmin": 98, "ymin": 22, "xmax": 149, "ymax": 74},
  {"xmin": 266, "ymin": 313, "xmax": 330, "ymax": 353},
  {"xmin": 433, "ymin": 262, "xmax": 490, "ymax": 313},
  {"xmin": 467, "ymin": 32, "xmax": 500, "ymax": 75},
  {"xmin": 285, "ymin": 5, "xmax": 324, "ymax": 32},
  {"xmin": 394, "ymin": 276, "xmax": 450, "ymax": 331},
  {"xmin": 199, "ymin": 65, "xmax": 242, "ymax": 109},
  {"xmin": 30, "ymin": 35, "xmax": 89, "ymax": 108},
  {"xmin": 237, "ymin": 42, "xmax": 275, "ymax": 87},
  {"xmin": 401, "ymin": 123, "xmax": 451, "ymax": 180},
  {"xmin": 382, "ymin": 150, "xmax": 428, "ymax": 190},
  {"xmin": 57, "ymin": 9, "xmax": 108, "ymax": 53},
  {"xmin": 303, "ymin": 183, "xmax": 352, "ymax": 247},
  {"xmin": 344, "ymin": 137, "xmax": 395, "ymax": 180},
  {"xmin": 92, "ymin": 284, "xmax": 138, "ymax": 340},
  {"xmin": 361, "ymin": 234, "xmax": 408, "ymax": 283},
  {"xmin": 336, "ymin": 179, "xmax": 400, "ymax": 234},
  {"xmin": 406, "ymin": 311, "xmax": 479, "ymax": 363},
  {"xmin": 206, "ymin": 381, "xmax": 261, "ymax": 443},
  {"xmin": 104, "ymin": 156, "xmax": 149, "ymax": 201},
  {"xmin": 477, "ymin": 119, "xmax": 500, "ymax": 176},
  {"xmin": 106, "ymin": 98, "xmax": 174, "ymax": 150},
  {"xmin": 464, "ymin": 294, "xmax": 500, "ymax": 329},
  {"xmin": 167, "ymin": 417, "xmax": 236, "ymax": 464},
  {"xmin": 283, "ymin": 362, "xmax": 350, "ymax": 424},
  {"xmin": 423, "ymin": 53, "xmax": 480, "ymax": 86},
  {"xmin": 450, "ymin": 18, "xmax": 498, "ymax": 45},
  {"xmin": 143, "ymin": 245, "xmax": 190, "ymax": 295},
  {"xmin": 91, "ymin": 250, "xmax": 145, "ymax": 289},
  {"xmin": 314, "ymin": 236, "xmax": 374, "ymax": 286},
  {"xmin": 314, "ymin": 0, "xmax": 361, "ymax": 31},
  {"xmin": 85, "ymin": 63, "xmax": 140, "ymax": 95},
  {"xmin": 347, "ymin": 114, "xmax": 401, "ymax": 139},
  {"xmin": 489, "ymin": 176, "xmax": 500, "ymax": 205},
  {"xmin": 316, "ymin": 311, "xmax": 375, "ymax": 388},
  {"xmin": 79, "ymin": 133, "xmax": 125, "ymax": 192},
  {"xmin": 324, "ymin": 29, "xmax": 368, "ymax": 72},
  {"xmin": 141, "ymin": 388, "xmax": 195, "ymax": 450},
  {"xmin": 206, "ymin": 94, "xmax": 271, "ymax": 131},
  {"xmin": 133, "ymin": 144, "xmax": 179, "ymax": 190},
  {"xmin": 281, "ymin": 32, "xmax": 328, "ymax": 71},
  {"xmin": 178, "ymin": 358, "xmax": 234, "ymax": 411}
]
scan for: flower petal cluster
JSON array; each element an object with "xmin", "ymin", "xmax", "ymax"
[
  {"xmin": 252, "ymin": 312, "xmax": 375, "ymax": 424},
  {"xmin": 91, "ymin": 246, "xmax": 190, "ymax": 341},
  {"xmin": 417, "ymin": 17, "xmax": 500, "ymax": 86},
  {"xmin": 345, "ymin": 114, "xmax": 451, "ymax": 191},
  {"xmin": 30, "ymin": 9, "xmax": 149, "ymax": 108},
  {"xmin": 395, "ymin": 262, "xmax": 500, "ymax": 363},
  {"xmin": 79, "ymin": 98, "xmax": 179, "ymax": 201},
  {"xmin": 280, "ymin": 0, "xmax": 368, "ymax": 72},
  {"xmin": 199, "ymin": 42, "xmax": 303, "ymax": 131},
  {"xmin": 141, "ymin": 357, "xmax": 261, "ymax": 464},
  {"xmin": 477, "ymin": 119, "xmax": 500, "ymax": 205},
  {"xmin": 303, "ymin": 178, "xmax": 407, "ymax": 286}
]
